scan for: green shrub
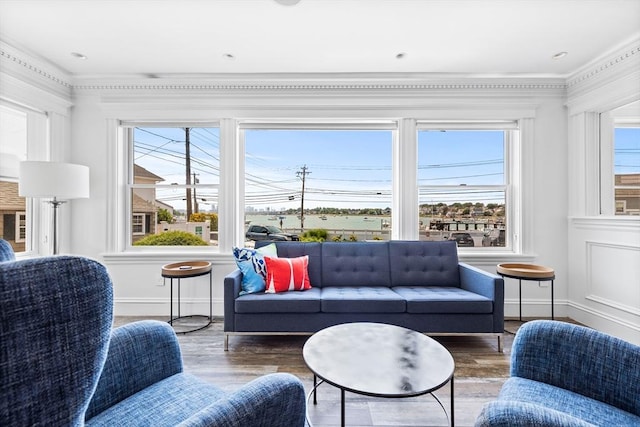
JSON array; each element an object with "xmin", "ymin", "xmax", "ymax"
[
  {"xmin": 301, "ymin": 228, "xmax": 328, "ymax": 242},
  {"xmin": 133, "ymin": 230, "xmax": 208, "ymax": 246}
]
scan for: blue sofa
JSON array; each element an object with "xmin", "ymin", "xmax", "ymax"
[
  {"xmin": 0, "ymin": 240, "xmax": 306, "ymax": 427},
  {"xmin": 224, "ymin": 240, "xmax": 504, "ymax": 350},
  {"xmin": 475, "ymin": 320, "xmax": 640, "ymax": 426}
]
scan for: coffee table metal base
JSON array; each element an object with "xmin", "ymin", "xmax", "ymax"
[{"xmin": 307, "ymin": 374, "xmax": 454, "ymax": 427}]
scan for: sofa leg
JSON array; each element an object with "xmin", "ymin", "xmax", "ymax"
[
  {"xmin": 224, "ymin": 334, "xmax": 229, "ymax": 351},
  {"xmin": 497, "ymin": 334, "xmax": 503, "ymax": 353}
]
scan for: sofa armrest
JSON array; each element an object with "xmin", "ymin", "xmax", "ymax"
[
  {"xmin": 474, "ymin": 401, "xmax": 595, "ymax": 427},
  {"xmin": 85, "ymin": 320, "xmax": 183, "ymax": 420},
  {"xmin": 223, "ymin": 269, "xmax": 243, "ymax": 333},
  {"xmin": 459, "ymin": 263, "xmax": 504, "ymax": 332},
  {"xmin": 511, "ymin": 320, "xmax": 640, "ymax": 416},
  {"xmin": 177, "ymin": 373, "xmax": 306, "ymax": 427}
]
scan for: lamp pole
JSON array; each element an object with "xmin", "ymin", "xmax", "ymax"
[{"xmin": 48, "ymin": 197, "xmax": 66, "ymax": 255}]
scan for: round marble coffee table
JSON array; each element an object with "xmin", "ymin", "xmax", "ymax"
[{"xmin": 303, "ymin": 322, "xmax": 455, "ymax": 426}]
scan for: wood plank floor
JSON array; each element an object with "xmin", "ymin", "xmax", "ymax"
[{"xmin": 113, "ymin": 317, "xmax": 568, "ymax": 427}]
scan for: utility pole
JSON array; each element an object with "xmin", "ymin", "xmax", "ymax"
[
  {"xmin": 192, "ymin": 173, "xmax": 199, "ymax": 213},
  {"xmin": 296, "ymin": 165, "xmax": 310, "ymax": 230},
  {"xmin": 185, "ymin": 127, "xmax": 192, "ymax": 220}
]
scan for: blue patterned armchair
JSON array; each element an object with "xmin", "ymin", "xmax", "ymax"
[
  {"xmin": 0, "ymin": 245, "xmax": 306, "ymax": 426},
  {"xmin": 475, "ymin": 320, "xmax": 640, "ymax": 426}
]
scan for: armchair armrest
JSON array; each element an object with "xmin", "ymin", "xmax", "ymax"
[
  {"xmin": 223, "ymin": 269, "xmax": 243, "ymax": 333},
  {"xmin": 177, "ymin": 373, "xmax": 306, "ymax": 427},
  {"xmin": 475, "ymin": 401, "xmax": 595, "ymax": 427},
  {"xmin": 459, "ymin": 263, "xmax": 504, "ymax": 332},
  {"xmin": 511, "ymin": 320, "xmax": 640, "ymax": 416},
  {"xmin": 85, "ymin": 320, "xmax": 183, "ymax": 420}
]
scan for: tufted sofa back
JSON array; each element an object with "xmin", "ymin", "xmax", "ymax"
[
  {"xmin": 389, "ymin": 240, "xmax": 460, "ymax": 287},
  {"xmin": 259, "ymin": 240, "xmax": 461, "ymax": 289}
]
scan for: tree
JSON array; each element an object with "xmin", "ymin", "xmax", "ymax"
[{"xmin": 157, "ymin": 208, "xmax": 173, "ymax": 223}]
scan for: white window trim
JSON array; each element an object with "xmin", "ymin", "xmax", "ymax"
[
  {"xmin": 238, "ymin": 120, "xmax": 398, "ymax": 245},
  {"xmin": 415, "ymin": 121, "xmax": 522, "ymax": 254},
  {"xmin": 111, "ymin": 121, "xmax": 222, "ymax": 253},
  {"xmin": 600, "ymin": 113, "xmax": 640, "ymax": 216},
  {"xmin": 0, "ymin": 101, "xmax": 48, "ymax": 255}
]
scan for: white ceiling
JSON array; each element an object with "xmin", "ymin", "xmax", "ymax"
[{"xmin": 1, "ymin": 0, "xmax": 639, "ymax": 78}]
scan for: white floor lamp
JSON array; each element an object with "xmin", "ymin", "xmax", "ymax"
[{"xmin": 19, "ymin": 161, "xmax": 90, "ymax": 255}]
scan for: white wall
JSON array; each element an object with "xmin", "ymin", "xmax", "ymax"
[
  {"xmin": 2, "ymin": 37, "xmax": 638, "ymax": 343},
  {"xmin": 67, "ymin": 78, "xmax": 568, "ymax": 321},
  {"xmin": 565, "ymin": 39, "xmax": 640, "ymax": 344}
]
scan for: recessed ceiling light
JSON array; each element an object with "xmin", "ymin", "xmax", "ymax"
[
  {"xmin": 223, "ymin": 53, "xmax": 235, "ymax": 61},
  {"xmin": 396, "ymin": 52, "xmax": 407, "ymax": 60},
  {"xmin": 552, "ymin": 51, "xmax": 568, "ymax": 60},
  {"xmin": 71, "ymin": 52, "xmax": 88, "ymax": 60}
]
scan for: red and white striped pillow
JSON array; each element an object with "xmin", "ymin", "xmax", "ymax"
[{"xmin": 264, "ymin": 255, "xmax": 312, "ymax": 293}]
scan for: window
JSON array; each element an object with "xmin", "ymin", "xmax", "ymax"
[
  {"xmin": 126, "ymin": 125, "xmax": 220, "ymax": 247},
  {"xmin": 242, "ymin": 125, "xmax": 394, "ymax": 243},
  {"xmin": 0, "ymin": 105, "xmax": 30, "ymax": 253},
  {"xmin": 132, "ymin": 213, "xmax": 145, "ymax": 235},
  {"xmin": 417, "ymin": 123, "xmax": 516, "ymax": 249},
  {"xmin": 601, "ymin": 101, "xmax": 640, "ymax": 216},
  {"xmin": 613, "ymin": 126, "xmax": 640, "ymax": 215}
]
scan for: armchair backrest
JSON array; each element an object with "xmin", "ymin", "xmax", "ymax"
[
  {"xmin": 511, "ymin": 320, "xmax": 640, "ymax": 416},
  {"xmin": 0, "ymin": 256, "xmax": 114, "ymax": 426},
  {"xmin": 0, "ymin": 238, "xmax": 16, "ymax": 262}
]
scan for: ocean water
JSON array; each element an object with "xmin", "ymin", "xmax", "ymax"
[{"xmin": 245, "ymin": 214, "xmax": 390, "ymax": 232}]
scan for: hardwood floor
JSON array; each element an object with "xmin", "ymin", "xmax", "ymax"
[{"xmin": 113, "ymin": 317, "xmax": 566, "ymax": 427}]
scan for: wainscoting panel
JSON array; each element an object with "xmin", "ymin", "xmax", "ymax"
[{"xmin": 586, "ymin": 241, "xmax": 640, "ymax": 316}]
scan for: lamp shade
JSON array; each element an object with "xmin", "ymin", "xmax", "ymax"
[{"xmin": 19, "ymin": 161, "xmax": 90, "ymax": 200}]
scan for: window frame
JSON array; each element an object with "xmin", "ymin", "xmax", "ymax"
[
  {"xmin": 239, "ymin": 120, "xmax": 398, "ymax": 243},
  {"xmin": 120, "ymin": 122, "xmax": 221, "ymax": 251},
  {"xmin": 600, "ymin": 109, "xmax": 640, "ymax": 216},
  {"xmin": 416, "ymin": 121, "xmax": 520, "ymax": 253},
  {"xmin": 0, "ymin": 101, "xmax": 48, "ymax": 255}
]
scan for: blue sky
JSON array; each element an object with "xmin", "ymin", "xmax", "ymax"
[
  {"xmin": 133, "ymin": 126, "xmax": 638, "ymax": 212},
  {"xmin": 615, "ymin": 128, "xmax": 640, "ymax": 175}
]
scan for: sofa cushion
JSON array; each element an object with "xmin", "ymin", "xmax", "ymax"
[
  {"xmin": 496, "ymin": 377, "xmax": 640, "ymax": 426},
  {"xmin": 86, "ymin": 373, "xmax": 226, "ymax": 426},
  {"xmin": 321, "ymin": 242, "xmax": 390, "ymax": 287},
  {"xmin": 260, "ymin": 242, "xmax": 323, "ymax": 289},
  {"xmin": 321, "ymin": 287, "xmax": 405, "ymax": 313},
  {"xmin": 392, "ymin": 286, "xmax": 493, "ymax": 314},
  {"xmin": 389, "ymin": 240, "xmax": 461, "ymax": 287},
  {"xmin": 233, "ymin": 244, "xmax": 278, "ymax": 295},
  {"xmin": 264, "ymin": 255, "xmax": 312, "ymax": 293},
  {"xmin": 235, "ymin": 288, "xmax": 321, "ymax": 313}
]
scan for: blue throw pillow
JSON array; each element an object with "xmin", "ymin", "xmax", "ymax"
[{"xmin": 233, "ymin": 243, "xmax": 278, "ymax": 295}]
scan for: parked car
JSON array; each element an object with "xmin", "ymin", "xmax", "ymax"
[
  {"xmin": 245, "ymin": 225, "xmax": 299, "ymax": 241},
  {"xmin": 449, "ymin": 232, "xmax": 474, "ymax": 247}
]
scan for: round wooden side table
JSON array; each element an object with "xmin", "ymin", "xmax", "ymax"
[
  {"xmin": 162, "ymin": 261, "xmax": 213, "ymax": 333},
  {"xmin": 497, "ymin": 263, "xmax": 555, "ymax": 322}
]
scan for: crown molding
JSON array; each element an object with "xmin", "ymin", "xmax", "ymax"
[
  {"xmin": 71, "ymin": 75, "xmax": 567, "ymax": 100},
  {"xmin": 1, "ymin": 35, "xmax": 637, "ymax": 105},
  {"xmin": 566, "ymin": 37, "xmax": 640, "ymax": 112},
  {"xmin": 0, "ymin": 41, "xmax": 72, "ymax": 89}
]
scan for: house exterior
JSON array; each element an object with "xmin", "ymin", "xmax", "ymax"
[
  {"xmin": 131, "ymin": 164, "xmax": 164, "ymax": 243},
  {"xmin": 0, "ymin": 181, "xmax": 26, "ymax": 252}
]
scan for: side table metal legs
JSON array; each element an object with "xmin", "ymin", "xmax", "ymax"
[
  {"xmin": 517, "ymin": 278, "xmax": 554, "ymax": 321},
  {"xmin": 166, "ymin": 269, "xmax": 213, "ymax": 334}
]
